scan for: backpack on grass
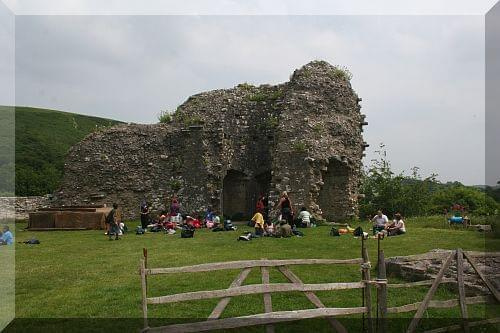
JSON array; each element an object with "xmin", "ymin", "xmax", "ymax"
[
  {"xmin": 330, "ymin": 227, "xmax": 340, "ymax": 237},
  {"xmin": 181, "ymin": 225, "xmax": 195, "ymax": 238}
]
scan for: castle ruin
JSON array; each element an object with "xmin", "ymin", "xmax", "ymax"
[{"xmin": 55, "ymin": 61, "xmax": 368, "ymax": 221}]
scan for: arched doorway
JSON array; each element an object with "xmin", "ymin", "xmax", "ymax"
[
  {"xmin": 223, "ymin": 170, "xmax": 250, "ymax": 220},
  {"xmin": 318, "ymin": 159, "xmax": 350, "ymax": 221},
  {"xmin": 222, "ymin": 169, "xmax": 271, "ymax": 220}
]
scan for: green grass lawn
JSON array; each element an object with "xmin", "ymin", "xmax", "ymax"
[{"xmin": 11, "ymin": 221, "xmax": 500, "ymax": 332}]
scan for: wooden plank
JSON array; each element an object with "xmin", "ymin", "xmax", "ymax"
[
  {"xmin": 388, "ymin": 278, "xmax": 456, "ymax": 288},
  {"xmin": 147, "ymin": 258, "xmax": 363, "ymax": 275},
  {"xmin": 208, "ymin": 268, "xmax": 251, "ymax": 320},
  {"xmin": 147, "ymin": 282, "xmax": 365, "ymax": 305},
  {"xmin": 464, "ymin": 251, "xmax": 500, "ymax": 258},
  {"xmin": 377, "ymin": 249, "xmax": 388, "ymax": 333},
  {"xmin": 456, "ymin": 249, "xmax": 469, "ymax": 332},
  {"xmin": 277, "ymin": 266, "xmax": 347, "ymax": 333},
  {"xmin": 387, "ymin": 250, "xmax": 500, "ymax": 263},
  {"xmin": 147, "ymin": 307, "xmax": 368, "ymax": 333},
  {"xmin": 463, "ymin": 251, "xmax": 500, "ymax": 302},
  {"xmin": 362, "ymin": 239, "xmax": 374, "ymax": 333},
  {"xmin": 140, "ymin": 259, "xmax": 149, "ymax": 330},
  {"xmin": 387, "ymin": 295, "xmax": 494, "ymax": 314},
  {"xmin": 261, "ymin": 263, "xmax": 274, "ymax": 333},
  {"xmin": 423, "ymin": 317, "xmax": 500, "ymax": 333},
  {"xmin": 406, "ymin": 251, "xmax": 455, "ymax": 333}
]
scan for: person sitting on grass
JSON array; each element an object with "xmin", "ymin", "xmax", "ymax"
[
  {"xmin": 296, "ymin": 207, "xmax": 312, "ymax": 228},
  {"xmin": 385, "ymin": 213, "xmax": 406, "ymax": 236},
  {"xmin": 251, "ymin": 211, "xmax": 265, "ymax": 236},
  {"xmin": 213, "ymin": 211, "xmax": 221, "ymax": 228},
  {"xmin": 0, "ymin": 226, "xmax": 13, "ymax": 245},
  {"xmin": 371, "ymin": 210, "xmax": 388, "ymax": 235},
  {"xmin": 264, "ymin": 223, "xmax": 275, "ymax": 236},
  {"xmin": 205, "ymin": 207, "xmax": 215, "ymax": 228},
  {"xmin": 276, "ymin": 220, "xmax": 292, "ymax": 238}
]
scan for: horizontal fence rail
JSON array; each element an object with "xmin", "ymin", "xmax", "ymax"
[
  {"xmin": 146, "ymin": 258, "xmax": 363, "ymax": 275},
  {"xmin": 139, "ymin": 248, "xmax": 371, "ymax": 333},
  {"xmin": 387, "ymin": 278, "xmax": 456, "ymax": 288},
  {"xmin": 147, "ymin": 282, "xmax": 365, "ymax": 305},
  {"xmin": 145, "ymin": 307, "xmax": 368, "ymax": 333},
  {"xmin": 387, "ymin": 295, "xmax": 495, "ymax": 314}
]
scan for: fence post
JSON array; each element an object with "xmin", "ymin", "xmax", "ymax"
[
  {"xmin": 362, "ymin": 238, "xmax": 374, "ymax": 333},
  {"xmin": 377, "ymin": 249, "xmax": 388, "ymax": 333},
  {"xmin": 140, "ymin": 259, "xmax": 149, "ymax": 331}
]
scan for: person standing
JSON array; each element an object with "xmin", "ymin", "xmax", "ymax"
[
  {"xmin": 140, "ymin": 202, "xmax": 150, "ymax": 229},
  {"xmin": 106, "ymin": 203, "xmax": 120, "ymax": 241},
  {"xmin": 170, "ymin": 195, "xmax": 180, "ymax": 216},
  {"xmin": 275, "ymin": 191, "xmax": 293, "ymax": 225}
]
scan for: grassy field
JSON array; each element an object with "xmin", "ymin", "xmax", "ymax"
[{"xmin": 9, "ymin": 219, "xmax": 500, "ymax": 332}]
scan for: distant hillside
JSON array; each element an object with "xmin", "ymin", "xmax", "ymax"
[{"xmin": 10, "ymin": 106, "xmax": 123, "ymax": 196}]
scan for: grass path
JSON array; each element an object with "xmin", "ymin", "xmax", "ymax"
[{"xmin": 13, "ymin": 222, "xmax": 500, "ymax": 332}]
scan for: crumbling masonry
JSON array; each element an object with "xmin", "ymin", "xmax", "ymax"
[{"xmin": 55, "ymin": 61, "xmax": 368, "ymax": 220}]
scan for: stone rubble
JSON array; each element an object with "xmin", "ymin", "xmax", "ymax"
[{"xmin": 386, "ymin": 249, "xmax": 500, "ymax": 296}]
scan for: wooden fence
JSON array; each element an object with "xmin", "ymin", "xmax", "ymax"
[
  {"xmin": 139, "ymin": 240, "xmax": 374, "ymax": 333},
  {"xmin": 376, "ymin": 248, "xmax": 500, "ymax": 333},
  {"xmin": 139, "ymin": 246, "xmax": 500, "ymax": 333}
]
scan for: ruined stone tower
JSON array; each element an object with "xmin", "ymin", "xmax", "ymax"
[{"xmin": 55, "ymin": 61, "xmax": 368, "ymax": 221}]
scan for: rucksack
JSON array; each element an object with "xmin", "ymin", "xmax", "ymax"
[
  {"xmin": 330, "ymin": 227, "xmax": 340, "ymax": 237},
  {"xmin": 292, "ymin": 230, "xmax": 304, "ymax": 237},
  {"xmin": 181, "ymin": 225, "xmax": 195, "ymax": 238},
  {"xmin": 135, "ymin": 226, "xmax": 145, "ymax": 235},
  {"xmin": 24, "ymin": 238, "xmax": 40, "ymax": 244},
  {"xmin": 353, "ymin": 227, "xmax": 364, "ymax": 237}
]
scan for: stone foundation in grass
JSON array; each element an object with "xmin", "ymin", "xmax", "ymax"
[{"xmin": 385, "ymin": 249, "xmax": 500, "ymax": 296}]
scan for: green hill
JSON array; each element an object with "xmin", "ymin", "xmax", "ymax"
[{"xmin": 2, "ymin": 106, "xmax": 123, "ymax": 196}]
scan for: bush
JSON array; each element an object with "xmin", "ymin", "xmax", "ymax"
[
  {"xmin": 430, "ymin": 186, "xmax": 499, "ymax": 216},
  {"xmin": 158, "ymin": 110, "xmax": 173, "ymax": 123},
  {"xmin": 359, "ymin": 143, "xmax": 499, "ymax": 217}
]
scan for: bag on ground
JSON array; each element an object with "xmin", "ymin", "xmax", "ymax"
[
  {"xmin": 181, "ymin": 225, "xmax": 195, "ymax": 238},
  {"xmin": 330, "ymin": 227, "xmax": 340, "ymax": 237}
]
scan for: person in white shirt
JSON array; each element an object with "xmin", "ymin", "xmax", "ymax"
[
  {"xmin": 371, "ymin": 210, "xmax": 388, "ymax": 235},
  {"xmin": 297, "ymin": 207, "xmax": 312, "ymax": 227},
  {"xmin": 386, "ymin": 213, "xmax": 406, "ymax": 236}
]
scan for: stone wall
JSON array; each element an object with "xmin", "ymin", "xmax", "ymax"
[
  {"xmin": 54, "ymin": 61, "xmax": 367, "ymax": 220},
  {"xmin": 0, "ymin": 196, "xmax": 52, "ymax": 220}
]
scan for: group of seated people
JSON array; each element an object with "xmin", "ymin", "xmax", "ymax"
[
  {"xmin": 248, "ymin": 206, "xmax": 313, "ymax": 238},
  {"xmin": 371, "ymin": 210, "xmax": 406, "ymax": 238},
  {"xmin": 145, "ymin": 204, "xmax": 230, "ymax": 233}
]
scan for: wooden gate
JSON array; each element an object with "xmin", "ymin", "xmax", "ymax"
[{"xmin": 139, "ymin": 240, "xmax": 374, "ymax": 333}]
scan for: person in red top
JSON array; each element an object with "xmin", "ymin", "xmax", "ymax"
[{"xmin": 256, "ymin": 194, "xmax": 265, "ymax": 213}]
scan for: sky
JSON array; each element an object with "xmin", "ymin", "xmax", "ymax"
[{"xmin": 11, "ymin": 14, "xmax": 489, "ymax": 185}]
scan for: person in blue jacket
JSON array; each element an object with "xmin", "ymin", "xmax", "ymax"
[{"xmin": 0, "ymin": 225, "xmax": 13, "ymax": 245}]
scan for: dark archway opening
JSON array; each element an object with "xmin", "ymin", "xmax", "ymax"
[
  {"xmin": 318, "ymin": 159, "xmax": 350, "ymax": 221},
  {"xmin": 222, "ymin": 169, "xmax": 271, "ymax": 220}
]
